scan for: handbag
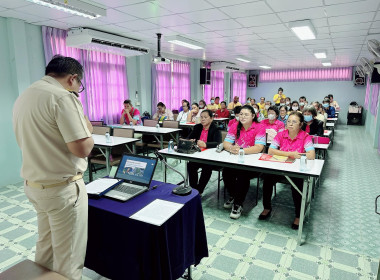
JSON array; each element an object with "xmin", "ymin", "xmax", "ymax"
[{"xmin": 176, "ymin": 139, "xmax": 201, "ymax": 154}]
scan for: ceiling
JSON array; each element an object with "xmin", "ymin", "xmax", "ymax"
[{"xmin": 0, "ymin": 0, "xmax": 379, "ymax": 69}]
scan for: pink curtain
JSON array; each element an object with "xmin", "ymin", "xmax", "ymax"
[
  {"xmin": 172, "ymin": 60, "xmax": 191, "ymax": 110},
  {"xmin": 42, "ymin": 26, "xmax": 128, "ymax": 124},
  {"xmin": 204, "ymin": 70, "xmax": 224, "ymax": 102},
  {"xmin": 259, "ymin": 67, "xmax": 353, "ymax": 82},
  {"xmin": 231, "ymin": 72, "xmax": 247, "ymax": 102},
  {"xmin": 152, "ymin": 63, "xmax": 171, "ymax": 114},
  {"xmin": 370, "ymin": 83, "xmax": 380, "ymax": 116},
  {"xmin": 364, "ymin": 76, "xmax": 371, "ymax": 110}
]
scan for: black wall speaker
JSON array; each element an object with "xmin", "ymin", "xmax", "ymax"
[
  {"xmin": 200, "ymin": 68, "xmax": 211, "ymax": 85},
  {"xmin": 248, "ymin": 74, "xmax": 257, "ymax": 88},
  {"xmin": 371, "ymin": 67, "xmax": 380, "ymax": 84},
  {"xmin": 354, "ymin": 70, "xmax": 365, "ymax": 86}
]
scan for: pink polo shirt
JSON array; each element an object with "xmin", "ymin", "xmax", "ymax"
[
  {"xmin": 228, "ymin": 118, "xmax": 238, "ymax": 130},
  {"xmin": 260, "ymin": 119, "xmax": 285, "ymax": 132},
  {"xmin": 225, "ymin": 121, "xmax": 266, "ymax": 148},
  {"xmin": 199, "ymin": 128, "xmax": 209, "ymax": 142},
  {"xmin": 270, "ymin": 129, "xmax": 314, "ymax": 153}
]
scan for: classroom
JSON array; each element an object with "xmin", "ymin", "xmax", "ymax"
[{"xmin": 1, "ymin": 1, "xmax": 380, "ymax": 279}]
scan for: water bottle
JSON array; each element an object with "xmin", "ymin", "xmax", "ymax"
[
  {"xmin": 238, "ymin": 148, "xmax": 245, "ymax": 163},
  {"xmin": 168, "ymin": 139, "xmax": 174, "ymax": 153},
  {"xmin": 300, "ymin": 155, "xmax": 307, "ymax": 171},
  {"xmin": 156, "ymin": 124, "xmax": 160, "ymax": 131},
  {"xmin": 105, "ymin": 132, "xmax": 111, "ymax": 143}
]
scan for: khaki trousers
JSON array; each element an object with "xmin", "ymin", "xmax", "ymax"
[{"xmin": 24, "ymin": 179, "xmax": 88, "ymax": 280}]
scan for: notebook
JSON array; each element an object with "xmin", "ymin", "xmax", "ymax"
[{"xmin": 104, "ymin": 153, "xmax": 158, "ymax": 202}]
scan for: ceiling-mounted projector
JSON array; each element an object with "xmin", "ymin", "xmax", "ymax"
[{"xmin": 153, "ymin": 33, "xmax": 170, "ymax": 64}]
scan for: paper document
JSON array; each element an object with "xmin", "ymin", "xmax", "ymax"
[
  {"xmin": 86, "ymin": 178, "xmax": 119, "ymax": 195},
  {"xmin": 130, "ymin": 199, "xmax": 184, "ymax": 226}
]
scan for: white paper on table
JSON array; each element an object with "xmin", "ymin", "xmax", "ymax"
[
  {"xmin": 130, "ymin": 199, "xmax": 184, "ymax": 226},
  {"xmin": 85, "ymin": 178, "xmax": 119, "ymax": 195}
]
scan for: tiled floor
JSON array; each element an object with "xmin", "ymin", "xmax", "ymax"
[{"xmin": 0, "ymin": 124, "xmax": 379, "ymax": 279}]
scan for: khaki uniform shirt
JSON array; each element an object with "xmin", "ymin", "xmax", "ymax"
[
  {"xmin": 227, "ymin": 101, "xmax": 242, "ymax": 109},
  {"xmin": 13, "ymin": 76, "xmax": 91, "ymax": 184},
  {"xmin": 207, "ymin": 104, "xmax": 219, "ymax": 111}
]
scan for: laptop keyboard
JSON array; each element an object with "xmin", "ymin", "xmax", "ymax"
[{"xmin": 114, "ymin": 183, "xmax": 143, "ymax": 195}]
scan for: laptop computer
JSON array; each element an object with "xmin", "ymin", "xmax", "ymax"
[{"xmin": 104, "ymin": 153, "xmax": 157, "ymax": 202}]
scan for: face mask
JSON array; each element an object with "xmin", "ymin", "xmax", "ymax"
[
  {"xmin": 292, "ymin": 106, "xmax": 299, "ymax": 111},
  {"xmin": 286, "ymin": 101, "xmax": 290, "ymax": 105},
  {"xmin": 199, "ymin": 105, "xmax": 204, "ymax": 109},
  {"xmin": 287, "ymin": 106, "xmax": 290, "ymax": 110},
  {"xmin": 210, "ymin": 100, "xmax": 215, "ymax": 104},
  {"xmin": 299, "ymin": 102, "xmax": 305, "ymax": 106},
  {"xmin": 280, "ymin": 103, "xmax": 285, "ymax": 106},
  {"xmin": 254, "ymin": 108, "xmax": 258, "ymax": 113},
  {"xmin": 323, "ymin": 103, "xmax": 329, "ymax": 108},
  {"xmin": 304, "ymin": 115, "xmax": 313, "ymax": 122},
  {"xmin": 268, "ymin": 114, "xmax": 276, "ymax": 120},
  {"xmin": 265, "ymin": 105, "xmax": 270, "ymax": 109},
  {"xmin": 235, "ymin": 116, "xmax": 239, "ymax": 121}
]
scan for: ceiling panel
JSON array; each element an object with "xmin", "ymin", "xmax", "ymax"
[
  {"xmin": 90, "ymin": 0, "xmax": 148, "ymax": 8},
  {"xmin": 215, "ymin": 28, "xmax": 255, "ymax": 37},
  {"xmin": 329, "ymin": 12, "xmax": 375, "ymax": 26},
  {"xmin": 250, "ymin": 23, "xmax": 288, "ymax": 33},
  {"xmin": 324, "ymin": 0, "xmax": 379, "ymax": 17},
  {"xmin": 118, "ymin": 2, "xmax": 172, "ymax": 18},
  {"xmin": 97, "ymin": 9, "xmax": 138, "ymax": 24},
  {"xmin": 146, "ymin": 14, "xmax": 193, "ymax": 27},
  {"xmin": 277, "ymin": 7, "xmax": 326, "ymax": 22},
  {"xmin": 236, "ymin": 14, "xmax": 281, "ymax": 27},
  {"xmin": 169, "ymin": 23, "xmax": 210, "ymax": 34},
  {"xmin": 0, "ymin": 0, "xmax": 30, "ymax": 9},
  {"xmin": 329, "ymin": 22, "xmax": 372, "ymax": 32},
  {"xmin": 199, "ymin": 19, "xmax": 243, "ymax": 31},
  {"xmin": 179, "ymin": 8, "xmax": 230, "ymax": 23},
  {"xmin": 266, "ymin": 0, "xmax": 323, "ymax": 12},
  {"xmin": 117, "ymin": 19, "xmax": 158, "ymax": 31},
  {"xmin": 219, "ymin": 1, "xmax": 273, "ymax": 18},
  {"xmin": 158, "ymin": 0, "xmax": 214, "ymax": 13}
]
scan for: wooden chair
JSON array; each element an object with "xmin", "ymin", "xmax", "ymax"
[
  {"xmin": 90, "ymin": 120, "xmax": 104, "ymax": 126},
  {"xmin": 173, "ymin": 113, "xmax": 179, "ymax": 121},
  {"xmin": 0, "ymin": 259, "xmax": 68, "ymax": 280},
  {"xmin": 144, "ymin": 119, "xmax": 158, "ymax": 127},
  {"xmin": 114, "ymin": 128, "xmax": 147, "ymax": 156},
  {"xmin": 92, "ymin": 126, "xmax": 110, "ymax": 135}
]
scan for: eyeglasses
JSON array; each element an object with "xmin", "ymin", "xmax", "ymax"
[
  {"xmin": 287, "ymin": 120, "xmax": 300, "ymax": 125},
  {"xmin": 72, "ymin": 74, "xmax": 85, "ymax": 93},
  {"xmin": 239, "ymin": 113, "xmax": 252, "ymax": 118}
]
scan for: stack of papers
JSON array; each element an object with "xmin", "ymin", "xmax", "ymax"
[{"xmin": 86, "ymin": 178, "xmax": 119, "ymax": 195}]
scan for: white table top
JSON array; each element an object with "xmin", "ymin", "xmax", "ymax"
[
  {"xmin": 112, "ymin": 124, "xmax": 182, "ymax": 134},
  {"xmin": 159, "ymin": 148, "xmax": 324, "ymax": 177},
  {"xmin": 179, "ymin": 122, "xmax": 196, "ymax": 127},
  {"xmin": 92, "ymin": 134, "xmax": 139, "ymax": 147},
  {"xmin": 326, "ymin": 123, "xmax": 335, "ymax": 127},
  {"xmin": 327, "ymin": 118, "xmax": 338, "ymax": 121},
  {"xmin": 213, "ymin": 118, "xmax": 229, "ymax": 121},
  {"xmin": 313, "ymin": 143, "xmax": 330, "ymax": 150},
  {"xmin": 323, "ymin": 130, "xmax": 332, "ymax": 137}
]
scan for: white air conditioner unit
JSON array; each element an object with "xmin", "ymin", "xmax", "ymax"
[
  {"xmin": 210, "ymin": 61, "xmax": 242, "ymax": 72},
  {"xmin": 66, "ymin": 28, "xmax": 149, "ymax": 57}
]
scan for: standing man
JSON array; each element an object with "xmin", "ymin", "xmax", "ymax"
[
  {"xmin": 273, "ymin": 87, "xmax": 286, "ymax": 106},
  {"xmin": 13, "ymin": 55, "xmax": 94, "ymax": 280},
  {"xmin": 227, "ymin": 96, "xmax": 242, "ymax": 109}
]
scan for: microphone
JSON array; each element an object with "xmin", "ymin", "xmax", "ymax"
[{"xmin": 153, "ymin": 150, "xmax": 192, "ymax": 196}]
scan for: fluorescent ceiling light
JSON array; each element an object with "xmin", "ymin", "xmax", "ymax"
[
  {"xmin": 236, "ymin": 58, "xmax": 250, "ymax": 63},
  {"xmin": 166, "ymin": 35, "xmax": 204, "ymax": 50},
  {"xmin": 314, "ymin": 50, "xmax": 327, "ymax": 59},
  {"xmin": 322, "ymin": 61, "xmax": 332, "ymax": 67},
  {"xmin": 289, "ymin": 20, "xmax": 316, "ymax": 40},
  {"xmin": 259, "ymin": 65, "xmax": 271, "ymax": 69},
  {"xmin": 26, "ymin": 0, "xmax": 106, "ymax": 19}
]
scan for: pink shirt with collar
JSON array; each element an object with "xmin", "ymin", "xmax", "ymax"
[
  {"xmin": 260, "ymin": 119, "xmax": 285, "ymax": 132},
  {"xmin": 225, "ymin": 121, "xmax": 266, "ymax": 148},
  {"xmin": 269, "ymin": 129, "xmax": 314, "ymax": 153}
]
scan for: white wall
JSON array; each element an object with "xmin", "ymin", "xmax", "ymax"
[{"xmin": 247, "ymin": 80, "xmax": 366, "ymax": 125}]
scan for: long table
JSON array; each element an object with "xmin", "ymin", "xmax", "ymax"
[
  {"xmin": 159, "ymin": 148, "xmax": 324, "ymax": 245},
  {"xmin": 85, "ymin": 180, "xmax": 208, "ymax": 280}
]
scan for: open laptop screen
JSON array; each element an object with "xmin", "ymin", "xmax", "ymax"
[{"xmin": 115, "ymin": 154, "xmax": 157, "ymax": 185}]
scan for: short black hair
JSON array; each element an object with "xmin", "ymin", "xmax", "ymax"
[
  {"xmin": 201, "ymin": 109, "xmax": 213, "ymax": 118},
  {"xmin": 289, "ymin": 111, "xmax": 304, "ymax": 123},
  {"xmin": 268, "ymin": 105, "xmax": 279, "ymax": 117},
  {"xmin": 221, "ymin": 101, "xmax": 226, "ymax": 105},
  {"xmin": 323, "ymin": 98, "xmax": 330, "ymax": 103},
  {"xmin": 215, "ymin": 96, "xmax": 220, "ymax": 100},
  {"xmin": 328, "ymin": 94, "xmax": 333, "ymax": 98},
  {"xmin": 192, "ymin": 102, "xmax": 199, "ymax": 108},
  {"xmin": 182, "ymin": 100, "xmax": 190, "ymax": 108},
  {"xmin": 279, "ymin": 105, "xmax": 288, "ymax": 112},
  {"xmin": 124, "ymin": 99, "xmax": 132, "ymax": 105},
  {"xmin": 157, "ymin": 102, "xmax": 165, "ymax": 108},
  {"xmin": 45, "ymin": 55, "xmax": 83, "ymax": 80},
  {"xmin": 278, "ymin": 87, "xmax": 283, "ymax": 92},
  {"xmin": 233, "ymin": 105, "xmax": 242, "ymax": 115},
  {"xmin": 299, "ymin": 96, "xmax": 306, "ymax": 101},
  {"xmin": 302, "ymin": 105, "xmax": 317, "ymax": 117}
]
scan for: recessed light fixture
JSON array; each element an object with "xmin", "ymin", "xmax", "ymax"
[
  {"xmin": 236, "ymin": 57, "xmax": 251, "ymax": 63},
  {"xmin": 259, "ymin": 65, "xmax": 271, "ymax": 69},
  {"xmin": 314, "ymin": 50, "xmax": 327, "ymax": 59},
  {"xmin": 166, "ymin": 35, "xmax": 205, "ymax": 50},
  {"xmin": 26, "ymin": 0, "xmax": 106, "ymax": 19},
  {"xmin": 289, "ymin": 20, "xmax": 317, "ymax": 40},
  {"xmin": 322, "ymin": 61, "xmax": 332, "ymax": 67}
]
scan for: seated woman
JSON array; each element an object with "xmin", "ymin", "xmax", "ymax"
[
  {"xmin": 227, "ymin": 105, "xmax": 242, "ymax": 130},
  {"xmin": 288, "ymin": 101, "xmax": 301, "ymax": 114},
  {"xmin": 302, "ymin": 105, "xmax": 324, "ymax": 136},
  {"xmin": 278, "ymin": 105, "xmax": 289, "ymax": 125},
  {"xmin": 223, "ymin": 105, "xmax": 265, "ymax": 219},
  {"xmin": 187, "ymin": 110, "xmax": 221, "ymax": 195},
  {"xmin": 259, "ymin": 111, "xmax": 315, "ymax": 229},
  {"xmin": 198, "ymin": 99, "xmax": 207, "ymax": 110},
  {"xmin": 322, "ymin": 98, "xmax": 336, "ymax": 118},
  {"xmin": 187, "ymin": 102, "xmax": 202, "ymax": 123},
  {"xmin": 176, "ymin": 100, "xmax": 190, "ymax": 122},
  {"xmin": 153, "ymin": 102, "xmax": 174, "ymax": 121},
  {"xmin": 313, "ymin": 101, "xmax": 327, "ymax": 129},
  {"xmin": 119, "ymin": 99, "xmax": 141, "ymax": 125},
  {"xmin": 260, "ymin": 105, "xmax": 285, "ymax": 142},
  {"xmin": 252, "ymin": 103, "xmax": 264, "ymax": 122}
]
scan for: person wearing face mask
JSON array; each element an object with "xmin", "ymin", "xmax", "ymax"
[
  {"xmin": 252, "ymin": 104, "xmax": 264, "ymax": 122},
  {"xmin": 187, "ymin": 110, "xmax": 221, "ymax": 195},
  {"xmin": 207, "ymin": 97, "xmax": 219, "ymax": 112},
  {"xmin": 227, "ymin": 106, "xmax": 242, "ymax": 130},
  {"xmin": 273, "ymin": 87, "xmax": 286, "ymax": 106},
  {"xmin": 259, "ymin": 111, "xmax": 315, "ymax": 230},
  {"xmin": 279, "ymin": 97, "xmax": 286, "ymax": 107},
  {"xmin": 223, "ymin": 105, "xmax": 265, "ymax": 219},
  {"xmin": 198, "ymin": 99, "xmax": 206, "ymax": 110},
  {"xmin": 246, "ymin": 97, "xmax": 252, "ymax": 105},
  {"xmin": 288, "ymin": 101, "xmax": 301, "ymax": 115},
  {"xmin": 285, "ymin": 97, "xmax": 291, "ymax": 110},
  {"xmin": 302, "ymin": 106, "xmax": 323, "ymax": 136},
  {"xmin": 260, "ymin": 106, "xmax": 285, "ymax": 142},
  {"xmin": 278, "ymin": 105, "xmax": 289, "ymax": 125},
  {"xmin": 322, "ymin": 98, "xmax": 335, "ymax": 118},
  {"xmin": 299, "ymin": 96, "xmax": 307, "ymax": 111},
  {"xmin": 261, "ymin": 101, "xmax": 272, "ymax": 118},
  {"xmin": 312, "ymin": 101, "xmax": 327, "ymax": 128},
  {"xmin": 328, "ymin": 94, "xmax": 340, "ymax": 109},
  {"xmin": 250, "ymin": 98, "xmax": 256, "ymax": 106},
  {"xmin": 227, "ymin": 96, "xmax": 242, "ymax": 109}
]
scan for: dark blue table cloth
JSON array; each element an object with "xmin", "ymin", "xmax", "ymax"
[{"xmin": 84, "ymin": 180, "xmax": 208, "ymax": 280}]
